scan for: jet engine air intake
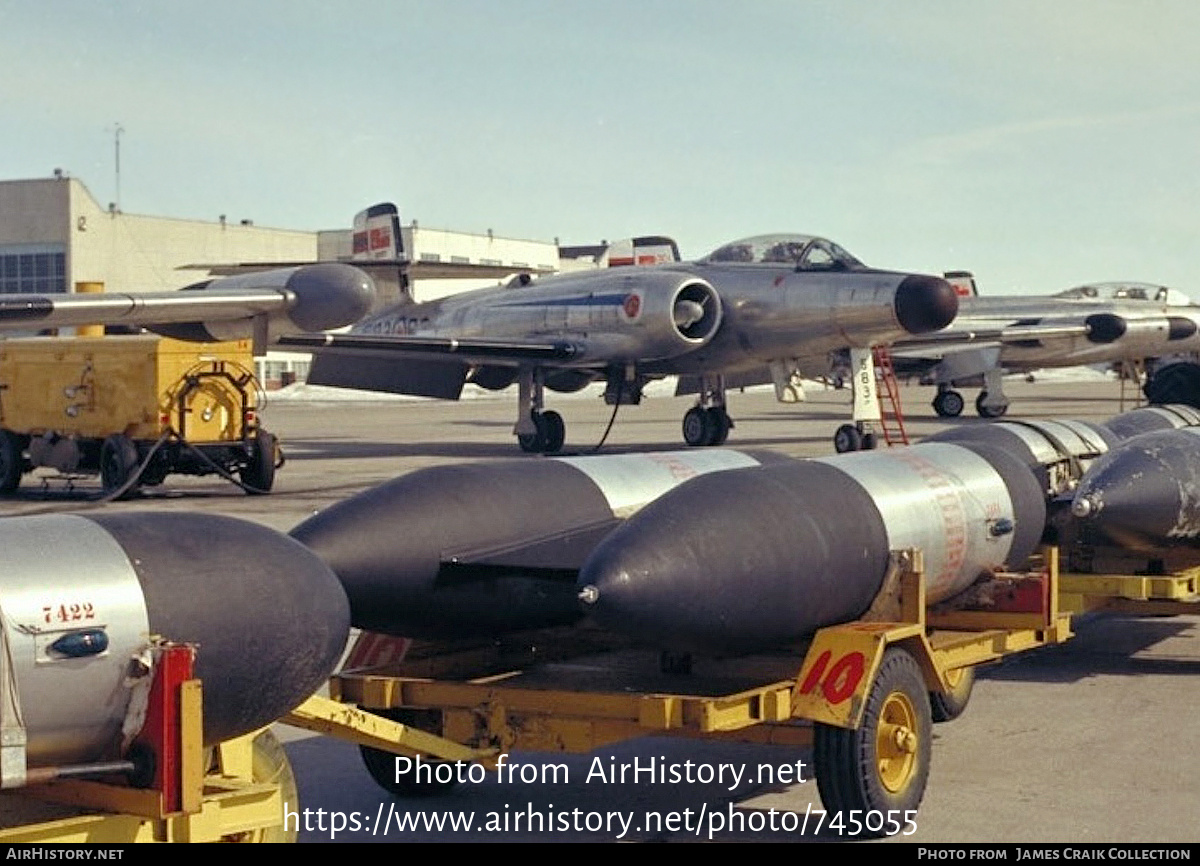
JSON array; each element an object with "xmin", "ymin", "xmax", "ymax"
[
  {"xmin": 1168, "ymin": 316, "xmax": 1197, "ymax": 341},
  {"xmin": 672, "ymin": 281, "xmax": 722, "ymax": 342},
  {"xmin": 1085, "ymin": 313, "xmax": 1179, "ymax": 354}
]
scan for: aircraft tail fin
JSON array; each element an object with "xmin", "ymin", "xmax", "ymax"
[
  {"xmin": 944, "ymin": 270, "xmax": 978, "ymax": 297},
  {"xmin": 352, "ymin": 203, "xmax": 412, "ymax": 310},
  {"xmin": 601, "ymin": 236, "xmax": 681, "ymax": 268},
  {"xmin": 352, "ymin": 203, "xmax": 404, "ymax": 260}
]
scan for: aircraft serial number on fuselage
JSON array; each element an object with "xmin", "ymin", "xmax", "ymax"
[{"xmin": 358, "ymin": 317, "xmax": 433, "ymax": 336}]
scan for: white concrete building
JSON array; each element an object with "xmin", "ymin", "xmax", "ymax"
[{"xmin": 0, "ymin": 175, "xmax": 317, "ymax": 295}]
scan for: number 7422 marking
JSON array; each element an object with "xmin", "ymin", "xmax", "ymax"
[{"xmin": 42, "ymin": 602, "xmax": 96, "ymax": 625}]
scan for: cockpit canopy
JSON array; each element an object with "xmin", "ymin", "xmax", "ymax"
[
  {"xmin": 1054, "ymin": 282, "xmax": 1191, "ymax": 306},
  {"xmin": 701, "ymin": 234, "xmax": 865, "ymax": 271}
]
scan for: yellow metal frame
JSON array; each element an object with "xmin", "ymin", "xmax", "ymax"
[
  {"xmin": 792, "ymin": 549, "xmax": 1074, "ymax": 729},
  {"xmin": 311, "ymin": 549, "xmax": 1077, "ymax": 760},
  {"xmin": 0, "ymin": 681, "xmax": 288, "ymax": 843},
  {"xmin": 1059, "ymin": 569, "xmax": 1200, "ymax": 616}
]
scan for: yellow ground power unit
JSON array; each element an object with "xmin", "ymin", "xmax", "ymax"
[{"xmin": 0, "ymin": 335, "xmax": 279, "ymax": 497}]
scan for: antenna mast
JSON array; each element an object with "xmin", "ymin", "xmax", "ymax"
[{"xmin": 113, "ymin": 123, "xmax": 124, "ymax": 212}]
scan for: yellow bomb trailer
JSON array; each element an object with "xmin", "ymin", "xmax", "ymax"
[
  {"xmin": 1, "ymin": 549, "xmax": 1194, "ymax": 842},
  {"xmin": 0, "ymin": 335, "xmax": 280, "ymax": 497},
  {"xmin": 289, "ymin": 546, "xmax": 1200, "ymax": 836},
  {"xmin": 282, "ymin": 549, "xmax": 1076, "ymax": 835}
]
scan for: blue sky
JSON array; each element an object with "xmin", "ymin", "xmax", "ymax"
[{"xmin": 3, "ymin": 1, "xmax": 1198, "ymax": 294}]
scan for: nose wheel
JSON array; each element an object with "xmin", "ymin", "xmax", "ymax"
[
  {"xmin": 833, "ymin": 423, "xmax": 880, "ymax": 453},
  {"xmin": 932, "ymin": 389, "xmax": 965, "ymax": 418}
]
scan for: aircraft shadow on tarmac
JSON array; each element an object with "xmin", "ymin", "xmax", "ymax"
[{"xmin": 279, "ymin": 435, "xmax": 835, "ymax": 461}]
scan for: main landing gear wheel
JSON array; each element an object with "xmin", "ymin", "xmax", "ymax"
[
  {"xmin": 682, "ymin": 406, "xmax": 732, "ymax": 447},
  {"xmin": 517, "ymin": 410, "xmax": 566, "ymax": 454},
  {"xmin": 932, "ymin": 390, "xmax": 965, "ymax": 418},
  {"xmin": 975, "ymin": 392, "xmax": 1009, "ymax": 418},
  {"xmin": 833, "ymin": 423, "xmax": 863, "ymax": 453},
  {"xmin": 359, "ymin": 709, "xmax": 465, "ymax": 798},
  {"xmin": 100, "ymin": 434, "xmax": 140, "ymax": 499},
  {"xmin": 0, "ymin": 429, "xmax": 23, "ymax": 493},
  {"xmin": 929, "ymin": 666, "xmax": 976, "ymax": 723},
  {"xmin": 813, "ymin": 648, "xmax": 931, "ymax": 835}
]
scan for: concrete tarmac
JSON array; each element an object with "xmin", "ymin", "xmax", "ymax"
[{"xmin": 3, "ymin": 377, "xmax": 1195, "ymax": 843}]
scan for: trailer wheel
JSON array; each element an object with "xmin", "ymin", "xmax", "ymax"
[
  {"xmin": 222, "ymin": 730, "xmax": 299, "ymax": 842},
  {"xmin": 240, "ymin": 430, "xmax": 277, "ymax": 494},
  {"xmin": 930, "ymin": 666, "xmax": 976, "ymax": 723},
  {"xmin": 0, "ymin": 430, "xmax": 23, "ymax": 493},
  {"xmin": 100, "ymin": 434, "xmax": 140, "ymax": 498},
  {"xmin": 814, "ymin": 647, "xmax": 931, "ymax": 835},
  {"xmin": 359, "ymin": 708, "xmax": 463, "ymax": 798}
]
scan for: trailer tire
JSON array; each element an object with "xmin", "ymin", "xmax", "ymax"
[
  {"xmin": 0, "ymin": 430, "xmax": 23, "ymax": 493},
  {"xmin": 240, "ymin": 430, "xmax": 277, "ymax": 494},
  {"xmin": 359, "ymin": 708, "xmax": 463, "ymax": 798},
  {"xmin": 100, "ymin": 434, "xmax": 140, "ymax": 499},
  {"xmin": 814, "ymin": 648, "xmax": 931, "ymax": 835},
  {"xmin": 929, "ymin": 666, "xmax": 976, "ymax": 723},
  {"xmin": 222, "ymin": 730, "xmax": 299, "ymax": 842}
]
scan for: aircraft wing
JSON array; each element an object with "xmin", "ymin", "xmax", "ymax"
[
  {"xmin": 895, "ymin": 321, "xmax": 1091, "ymax": 348},
  {"xmin": 277, "ymin": 332, "xmax": 580, "ymax": 401},
  {"xmin": 0, "ymin": 264, "xmax": 375, "ymax": 344},
  {"xmin": 0, "ymin": 289, "xmax": 293, "ymax": 330},
  {"xmin": 278, "ymin": 332, "xmax": 578, "ymax": 363}
]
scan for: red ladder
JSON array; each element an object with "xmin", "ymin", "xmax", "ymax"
[{"xmin": 872, "ymin": 346, "xmax": 909, "ymax": 446}]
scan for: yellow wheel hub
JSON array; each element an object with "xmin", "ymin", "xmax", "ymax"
[{"xmin": 876, "ymin": 691, "xmax": 918, "ymax": 793}]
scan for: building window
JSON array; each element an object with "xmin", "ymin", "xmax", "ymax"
[
  {"xmin": 419, "ymin": 253, "xmax": 442, "ymax": 263},
  {"xmin": 0, "ymin": 247, "xmax": 66, "ymax": 294}
]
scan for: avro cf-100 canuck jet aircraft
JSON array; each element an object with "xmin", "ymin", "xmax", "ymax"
[
  {"xmin": 888, "ymin": 275, "xmax": 1200, "ymax": 418},
  {"xmin": 276, "ymin": 204, "xmax": 960, "ymax": 452}
]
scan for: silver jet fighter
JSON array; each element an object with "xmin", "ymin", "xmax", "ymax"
[
  {"xmin": 889, "ymin": 277, "xmax": 1200, "ymax": 418},
  {"xmin": 280, "ymin": 229, "xmax": 959, "ymax": 453}
]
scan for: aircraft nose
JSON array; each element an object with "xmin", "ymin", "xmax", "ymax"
[{"xmin": 894, "ymin": 274, "xmax": 958, "ymax": 334}]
